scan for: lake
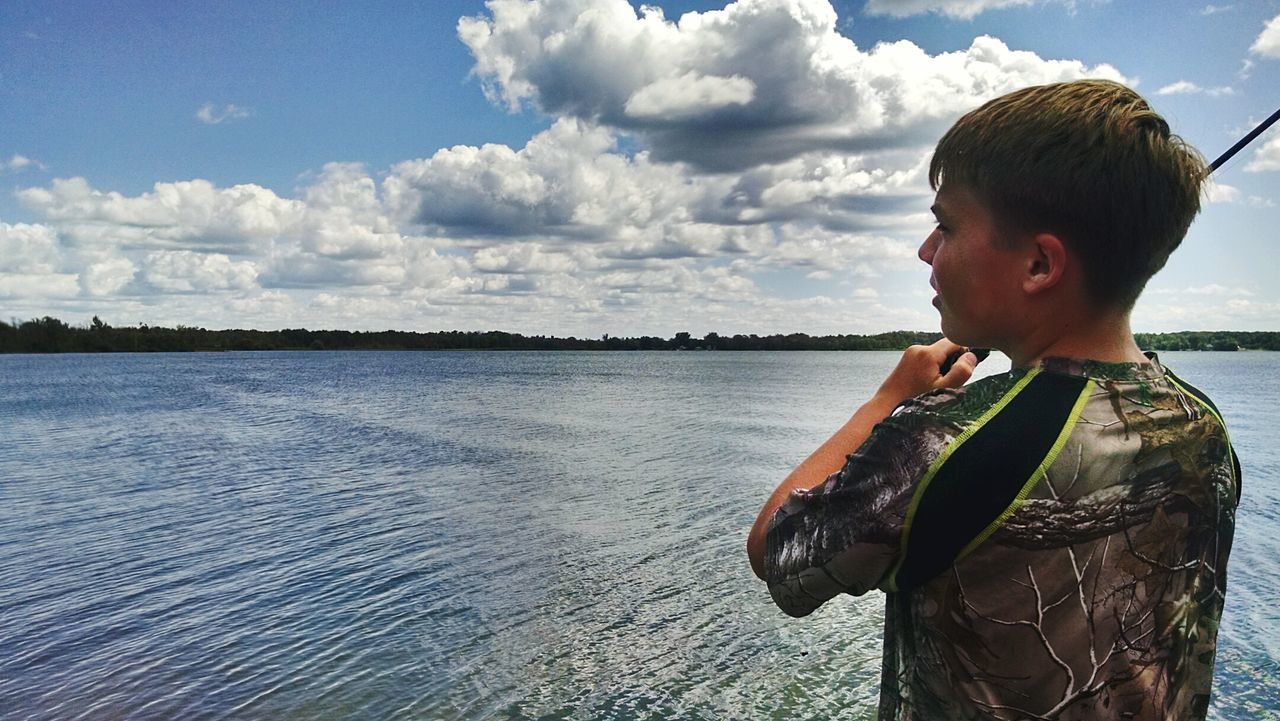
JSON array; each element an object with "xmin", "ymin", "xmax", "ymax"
[{"xmin": 1, "ymin": 350, "xmax": 1276, "ymax": 720}]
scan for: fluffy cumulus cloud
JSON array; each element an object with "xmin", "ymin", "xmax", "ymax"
[
  {"xmin": 12, "ymin": 148, "xmax": 928, "ymax": 332},
  {"xmin": 1252, "ymin": 13, "xmax": 1280, "ymax": 58},
  {"xmin": 763, "ymin": 224, "xmax": 919, "ymax": 274},
  {"xmin": 0, "ymin": 223, "xmax": 62, "ymax": 274},
  {"xmin": 80, "ymin": 258, "xmax": 136, "ymax": 297},
  {"xmin": 386, "ymin": 119, "xmax": 647, "ymax": 235},
  {"xmin": 0, "ymin": 273, "xmax": 80, "ymax": 300},
  {"xmin": 17, "ymin": 177, "xmax": 305, "ymax": 252},
  {"xmin": 297, "ymin": 163, "xmax": 406, "ymax": 260},
  {"xmin": 384, "ymin": 116, "xmax": 925, "ymax": 269},
  {"xmin": 1245, "ymin": 133, "xmax": 1280, "ymax": 172},
  {"xmin": 387, "ymin": 118, "xmax": 739, "ymax": 242},
  {"xmin": 0, "ymin": 223, "xmax": 77, "ymax": 300},
  {"xmin": 143, "ymin": 251, "xmax": 258, "ymax": 292},
  {"xmin": 459, "ymin": 0, "xmax": 1124, "ymax": 170},
  {"xmin": 623, "ymin": 71, "xmax": 756, "ymax": 119},
  {"xmin": 473, "ymin": 242, "xmax": 577, "ymax": 274},
  {"xmin": 11, "ymin": 167, "xmax": 416, "ymax": 301}
]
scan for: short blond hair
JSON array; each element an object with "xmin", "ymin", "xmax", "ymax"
[{"xmin": 929, "ymin": 80, "xmax": 1207, "ymax": 309}]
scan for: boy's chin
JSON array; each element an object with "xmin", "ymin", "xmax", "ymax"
[{"xmin": 938, "ymin": 318, "xmax": 970, "ymax": 346}]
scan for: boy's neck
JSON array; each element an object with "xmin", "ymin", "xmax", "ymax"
[{"xmin": 1005, "ymin": 308, "xmax": 1146, "ymax": 369}]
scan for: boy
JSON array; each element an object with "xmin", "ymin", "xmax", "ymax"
[{"xmin": 747, "ymin": 80, "xmax": 1240, "ymax": 720}]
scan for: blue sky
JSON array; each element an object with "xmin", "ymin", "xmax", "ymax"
[{"xmin": 2, "ymin": 0, "xmax": 1278, "ymax": 335}]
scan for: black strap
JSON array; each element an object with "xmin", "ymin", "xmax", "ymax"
[{"xmin": 893, "ymin": 372, "xmax": 1089, "ymax": 591}]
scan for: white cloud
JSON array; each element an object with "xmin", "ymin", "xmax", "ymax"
[
  {"xmin": 460, "ymin": 0, "xmax": 1125, "ymax": 170},
  {"xmin": 1204, "ymin": 182, "xmax": 1240, "ymax": 204},
  {"xmin": 196, "ymin": 102, "xmax": 252, "ymax": 124},
  {"xmin": 0, "ymin": 222, "xmax": 140, "ymax": 299},
  {"xmin": 624, "ymin": 72, "xmax": 755, "ymax": 119},
  {"xmin": 1203, "ymin": 181, "xmax": 1274, "ymax": 206},
  {"xmin": 383, "ymin": 115, "xmax": 929, "ymax": 281},
  {"xmin": 1, "ymin": 154, "xmax": 45, "ymax": 173},
  {"xmin": 1252, "ymin": 13, "xmax": 1280, "ymax": 57},
  {"xmin": 0, "ymin": 223, "xmax": 62, "ymax": 274},
  {"xmin": 386, "ymin": 118, "xmax": 709, "ymax": 241},
  {"xmin": 761, "ymin": 224, "xmax": 919, "ymax": 274},
  {"xmin": 143, "ymin": 251, "xmax": 258, "ymax": 293},
  {"xmin": 721, "ymin": 150, "xmax": 930, "ymax": 229},
  {"xmin": 14, "ymin": 169, "xmax": 467, "ymax": 302},
  {"xmin": 1155, "ymin": 80, "xmax": 1234, "ymax": 96},
  {"xmin": 863, "ymin": 0, "xmax": 1035, "ymax": 19},
  {"xmin": 299, "ymin": 163, "xmax": 405, "ymax": 259},
  {"xmin": 309, "ymin": 292, "xmax": 414, "ymax": 320},
  {"xmin": 388, "ymin": 132, "xmax": 575, "ymax": 233},
  {"xmin": 82, "ymin": 258, "xmax": 137, "ymax": 296},
  {"xmin": 0, "ymin": 273, "xmax": 80, "ymax": 300},
  {"xmin": 473, "ymin": 242, "xmax": 577, "ymax": 274},
  {"xmin": 1245, "ymin": 132, "xmax": 1280, "ymax": 172},
  {"xmin": 404, "ymin": 250, "xmax": 472, "ymax": 293},
  {"xmin": 18, "ymin": 177, "xmax": 305, "ymax": 252},
  {"xmin": 228, "ymin": 290, "xmax": 295, "ymax": 318},
  {"xmin": 1200, "ymin": 4, "xmax": 1233, "ymax": 15}
]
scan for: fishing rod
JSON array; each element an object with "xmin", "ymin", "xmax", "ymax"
[
  {"xmin": 939, "ymin": 104, "xmax": 1280, "ymax": 376},
  {"xmin": 1209, "ymin": 105, "xmax": 1280, "ymax": 172}
]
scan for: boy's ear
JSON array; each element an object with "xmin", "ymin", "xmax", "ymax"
[{"xmin": 1023, "ymin": 232, "xmax": 1068, "ymax": 295}]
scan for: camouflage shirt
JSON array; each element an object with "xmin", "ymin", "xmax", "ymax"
[{"xmin": 764, "ymin": 354, "xmax": 1239, "ymax": 720}]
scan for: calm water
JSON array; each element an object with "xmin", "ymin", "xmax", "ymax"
[{"xmin": 0, "ymin": 351, "xmax": 1276, "ymax": 720}]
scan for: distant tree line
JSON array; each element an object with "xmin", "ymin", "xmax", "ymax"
[
  {"xmin": 0, "ymin": 316, "xmax": 946, "ymax": 353},
  {"xmin": 1134, "ymin": 331, "xmax": 1279, "ymax": 352},
  {"xmin": 1, "ymin": 316, "xmax": 1274, "ymax": 354}
]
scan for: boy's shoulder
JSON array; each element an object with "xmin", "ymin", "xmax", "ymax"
[{"xmin": 894, "ymin": 366, "xmax": 1031, "ymax": 430}]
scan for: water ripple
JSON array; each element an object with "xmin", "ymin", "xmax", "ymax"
[{"xmin": 0, "ymin": 350, "xmax": 1274, "ymax": 720}]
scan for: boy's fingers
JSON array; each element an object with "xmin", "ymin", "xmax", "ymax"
[
  {"xmin": 930, "ymin": 337, "xmax": 966, "ymax": 361},
  {"xmin": 938, "ymin": 351, "xmax": 978, "ymax": 388},
  {"xmin": 938, "ymin": 346, "xmax": 972, "ymax": 376}
]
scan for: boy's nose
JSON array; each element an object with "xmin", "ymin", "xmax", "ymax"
[{"xmin": 918, "ymin": 230, "xmax": 939, "ymax": 265}]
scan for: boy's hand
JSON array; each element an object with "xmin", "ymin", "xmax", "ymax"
[{"xmin": 874, "ymin": 338, "xmax": 980, "ymax": 405}]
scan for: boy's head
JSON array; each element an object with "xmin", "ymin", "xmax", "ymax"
[{"xmin": 928, "ymin": 79, "xmax": 1207, "ymax": 310}]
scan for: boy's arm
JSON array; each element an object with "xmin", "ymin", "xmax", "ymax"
[{"xmin": 746, "ymin": 340, "xmax": 979, "ymax": 581}]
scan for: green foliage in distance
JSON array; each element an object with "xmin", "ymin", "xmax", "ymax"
[{"xmin": 1, "ymin": 317, "xmax": 1275, "ymax": 353}]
